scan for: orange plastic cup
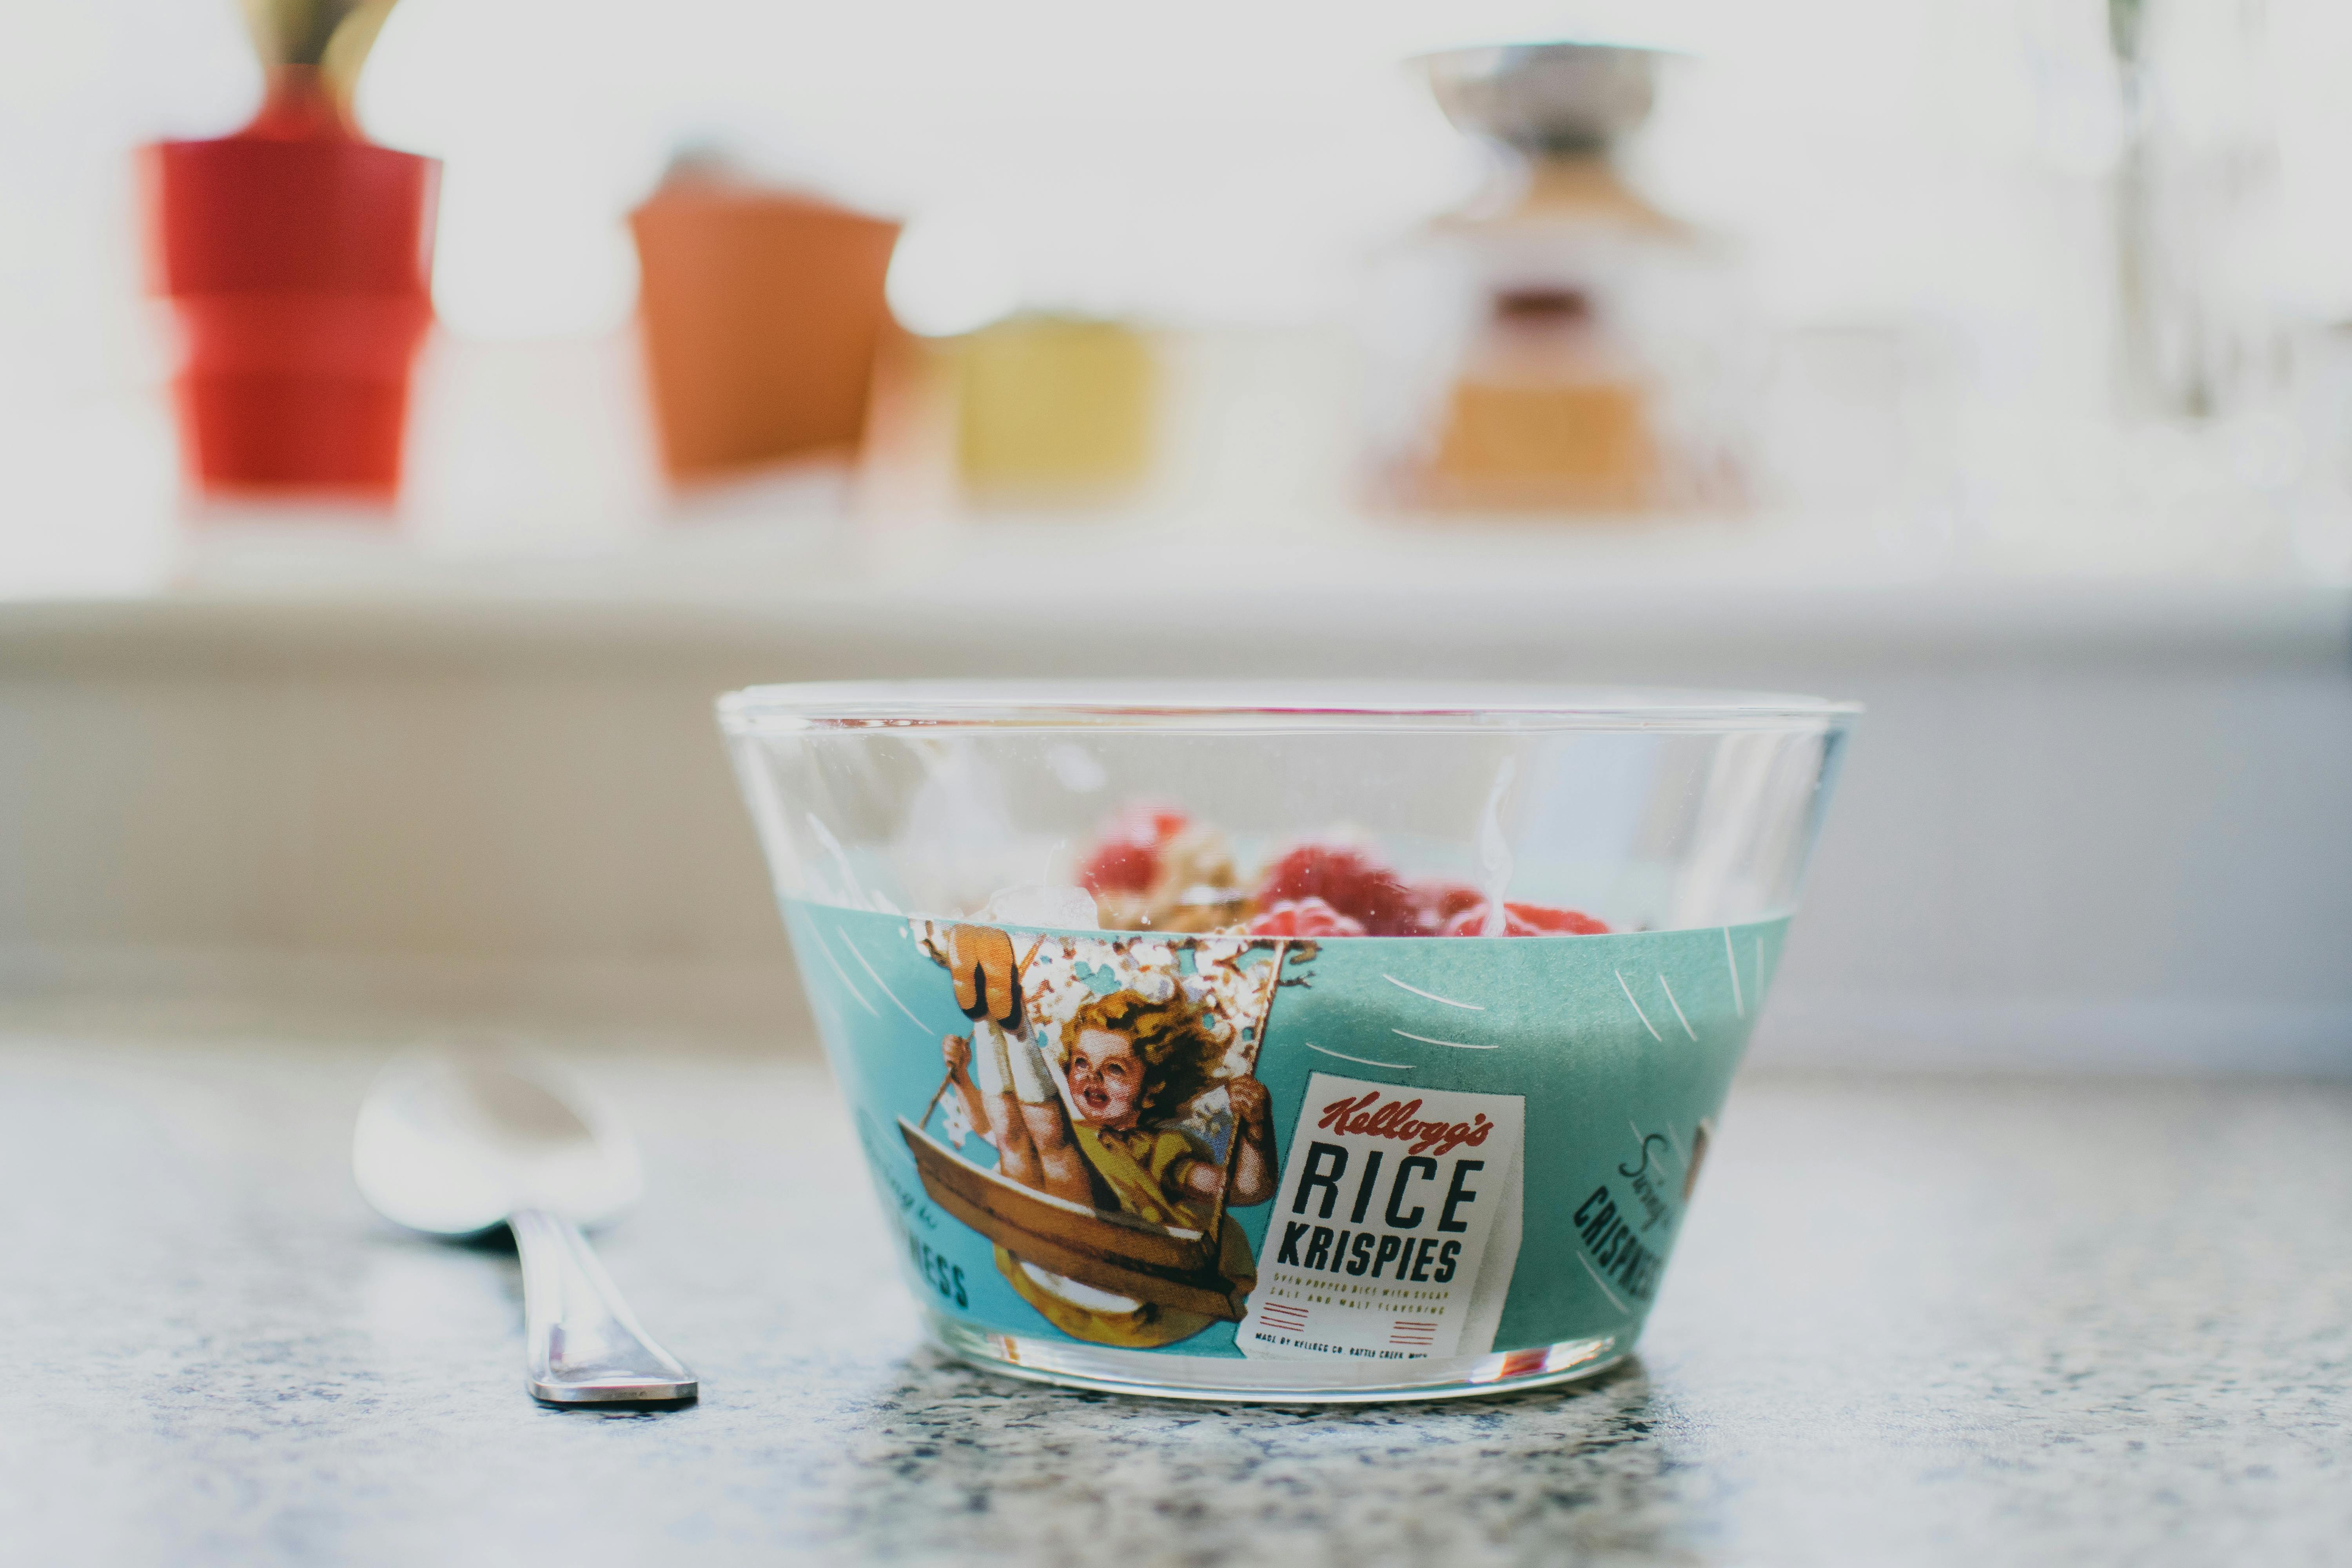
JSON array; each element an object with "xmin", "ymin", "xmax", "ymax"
[{"xmin": 630, "ymin": 178, "xmax": 900, "ymax": 483}]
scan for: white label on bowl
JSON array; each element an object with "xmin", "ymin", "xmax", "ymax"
[{"xmin": 1238, "ymin": 1072, "xmax": 1524, "ymax": 1363}]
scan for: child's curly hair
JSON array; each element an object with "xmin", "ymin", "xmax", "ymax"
[{"xmin": 1059, "ymin": 989, "xmax": 1223, "ymax": 1115}]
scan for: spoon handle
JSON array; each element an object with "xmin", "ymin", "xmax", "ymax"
[{"xmin": 510, "ymin": 1207, "xmax": 698, "ymax": 1404}]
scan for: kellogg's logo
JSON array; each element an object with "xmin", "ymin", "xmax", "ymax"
[{"xmin": 1315, "ymin": 1091, "xmax": 1494, "ymax": 1158}]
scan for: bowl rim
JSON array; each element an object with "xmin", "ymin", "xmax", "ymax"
[{"xmin": 717, "ymin": 681, "xmax": 1862, "ymax": 735}]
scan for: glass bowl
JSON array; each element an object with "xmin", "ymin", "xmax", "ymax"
[{"xmin": 720, "ymin": 682, "xmax": 1855, "ymax": 1401}]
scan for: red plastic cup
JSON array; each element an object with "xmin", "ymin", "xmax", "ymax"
[{"xmin": 142, "ymin": 69, "xmax": 439, "ymax": 503}]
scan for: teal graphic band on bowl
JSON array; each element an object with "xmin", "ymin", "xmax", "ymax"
[
  {"xmin": 794, "ymin": 903, "xmax": 1782, "ymax": 1380},
  {"xmin": 722, "ymin": 682, "xmax": 1854, "ymax": 1401}
]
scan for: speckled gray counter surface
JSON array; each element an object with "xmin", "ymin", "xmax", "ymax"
[{"xmin": 3, "ymin": 1016, "xmax": 2345, "ymax": 1568}]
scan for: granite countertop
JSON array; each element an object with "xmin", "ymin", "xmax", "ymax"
[{"xmin": 4, "ymin": 1016, "xmax": 2346, "ymax": 1567}]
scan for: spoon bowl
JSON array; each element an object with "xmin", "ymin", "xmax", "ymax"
[
  {"xmin": 354, "ymin": 1044, "xmax": 696, "ymax": 1404},
  {"xmin": 354, "ymin": 1047, "xmax": 640, "ymax": 1236}
]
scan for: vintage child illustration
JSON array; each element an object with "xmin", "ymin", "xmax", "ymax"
[{"xmin": 897, "ymin": 921, "xmax": 1312, "ymax": 1348}]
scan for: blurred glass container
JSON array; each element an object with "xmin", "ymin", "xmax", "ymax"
[
  {"xmin": 1430, "ymin": 281, "xmax": 1653, "ymax": 511},
  {"xmin": 630, "ymin": 162, "xmax": 900, "ymax": 485},
  {"xmin": 954, "ymin": 314, "xmax": 1156, "ymax": 505},
  {"xmin": 1365, "ymin": 43, "xmax": 1751, "ymax": 517}
]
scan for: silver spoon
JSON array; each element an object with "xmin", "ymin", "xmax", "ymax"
[{"xmin": 353, "ymin": 1045, "xmax": 697, "ymax": 1405}]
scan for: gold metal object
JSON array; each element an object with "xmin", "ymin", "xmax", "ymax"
[{"xmin": 238, "ymin": 0, "xmax": 401, "ymax": 111}]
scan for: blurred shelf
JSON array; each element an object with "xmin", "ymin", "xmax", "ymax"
[
  {"xmin": 2, "ymin": 513, "xmax": 2347, "ymax": 675},
  {"xmin": 0, "ymin": 506, "xmax": 2344, "ymax": 1068}
]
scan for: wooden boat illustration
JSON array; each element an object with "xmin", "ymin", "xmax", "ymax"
[{"xmin": 898, "ymin": 1119, "xmax": 1249, "ymax": 1319}]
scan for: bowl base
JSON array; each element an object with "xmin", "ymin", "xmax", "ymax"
[{"xmin": 927, "ymin": 1312, "xmax": 1628, "ymax": 1403}]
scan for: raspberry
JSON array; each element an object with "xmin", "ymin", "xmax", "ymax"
[
  {"xmin": 1512, "ymin": 904, "xmax": 1610, "ymax": 935},
  {"xmin": 1074, "ymin": 802, "xmax": 1192, "ymax": 894},
  {"xmin": 1256, "ymin": 844, "xmax": 1426, "ymax": 935},
  {"xmin": 1440, "ymin": 901, "xmax": 1611, "ymax": 937},
  {"xmin": 1077, "ymin": 840, "xmax": 1158, "ymax": 894},
  {"xmin": 1246, "ymin": 898, "xmax": 1367, "ymax": 937},
  {"xmin": 1414, "ymin": 881, "xmax": 1486, "ymax": 926},
  {"xmin": 1107, "ymin": 801, "xmax": 1190, "ymax": 848}
]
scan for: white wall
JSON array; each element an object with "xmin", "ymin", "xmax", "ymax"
[{"xmin": 4, "ymin": 575, "xmax": 2344, "ymax": 1073}]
